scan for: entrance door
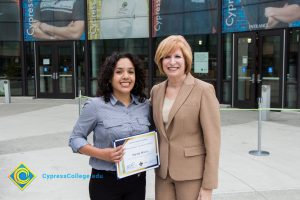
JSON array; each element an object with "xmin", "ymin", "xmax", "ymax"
[
  {"xmin": 286, "ymin": 29, "xmax": 300, "ymax": 108},
  {"xmin": 233, "ymin": 30, "xmax": 283, "ymax": 108},
  {"xmin": 36, "ymin": 42, "xmax": 74, "ymax": 98},
  {"xmin": 233, "ymin": 32, "xmax": 256, "ymax": 108}
]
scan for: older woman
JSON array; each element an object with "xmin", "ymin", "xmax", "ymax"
[{"xmin": 151, "ymin": 35, "xmax": 221, "ymax": 200}]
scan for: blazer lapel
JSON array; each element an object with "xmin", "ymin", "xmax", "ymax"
[
  {"xmin": 166, "ymin": 73, "xmax": 195, "ymax": 130},
  {"xmin": 156, "ymin": 81, "xmax": 168, "ymax": 139}
]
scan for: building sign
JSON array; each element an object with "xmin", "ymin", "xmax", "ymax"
[
  {"xmin": 23, "ymin": 0, "xmax": 85, "ymax": 41},
  {"xmin": 0, "ymin": 0, "xmax": 20, "ymax": 41},
  {"xmin": 87, "ymin": 0, "xmax": 149, "ymax": 40},
  {"xmin": 223, "ymin": 0, "xmax": 300, "ymax": 33},
  {"xmin": 152, "ymin": 0, "xmax": 218, "ymax": 37}
]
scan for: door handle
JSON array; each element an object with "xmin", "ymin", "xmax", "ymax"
[
  {"xmin": 257, "ymin": 74, "xmax": 262, "ymax": 83},
  {"xmin": 249, "ymin": 74, "xmax": 255, "ymax": 83},
  {"xmin": 52, "ymin": 72, "xmax": 59, "ymax": 80}
]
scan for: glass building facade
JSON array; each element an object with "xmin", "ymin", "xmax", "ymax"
[{"xmin": 0, "ymin": 0, "xmax": 299, "ymax": 109}]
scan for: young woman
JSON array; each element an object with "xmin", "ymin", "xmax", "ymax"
[{"xmin": 69, "ymin": 52, "xmax": 151, "ymax": 200}]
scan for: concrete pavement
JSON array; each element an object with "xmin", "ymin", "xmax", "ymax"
[{"xmin": 0, "ymin": 97, "xmax": 300, "ymax": 200}]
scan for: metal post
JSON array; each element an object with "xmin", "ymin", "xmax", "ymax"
[
  {"xmin": 78, "ymin": 90, "xmax": 82, "ymax": 115},
  {"xmin": 261, "ymin": 85, "xmax": 271, "ymax": 120},
  {"xmin": 3, "ymin": 80, "xmax": 11, "ymax": 104},
  {"xmin": 258, "ymin": 99, "xmax": 262, "ymax": 152},
  {"xmin": 249, "ymin": 98, "xmax": 270, "ymax": 156}
]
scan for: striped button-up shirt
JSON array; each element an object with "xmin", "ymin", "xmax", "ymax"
[{"xmin": 69, "ymin": 94, "xmax": 151, "ymax": 171}]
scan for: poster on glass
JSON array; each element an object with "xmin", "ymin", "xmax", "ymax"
[
  {"xmin": 23, "ymin": 0, "xmax": 85, "ymax": 41},
  {"xmin": 152, "ymin": 0, "xmax": 218, "ymax": 37},
  {"xmin": 87, "ymin": 0, "xmax": 149, "ymax": 40},
  {"xmin": 223, "ymin": 0, "xmax": 300, "ymax": 33},
  {"xmin": 0, "ymin": 0, "xmax": 20, "ymax": 41}
]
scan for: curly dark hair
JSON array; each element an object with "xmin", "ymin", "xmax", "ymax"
[{"xmin": 97, "ymin": 52, "xmax": 146, "ymax": 103}]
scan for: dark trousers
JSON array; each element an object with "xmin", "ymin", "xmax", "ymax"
[{"xmin": 89, "ymin": 168, "xmax": 146, "ymax": 200}]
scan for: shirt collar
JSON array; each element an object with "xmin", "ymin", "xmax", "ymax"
[{"xmin": 109, "ymin": 94, "xmax": 139, "ymax": 106}]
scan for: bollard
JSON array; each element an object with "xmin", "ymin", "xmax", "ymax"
[
  {"xmin": 249, "ymin": 98, "xmax": 270, "ymax": 156},
  {"xmin": 0, "ymin": 80, "xmax": 4, "ymax": 96},
  {"xmin": 78, "ymin": 90, "xmax": 82, "ymax": 115},
  {"xmin": 3, "ymin": 80, "xmax": 11, "ymax": 104},
  {"xmin": 261, "ymin": 85, "xmax": 271, "ymax": 121}
]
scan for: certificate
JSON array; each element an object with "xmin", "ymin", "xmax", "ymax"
[{"xmin": 113, "ymin": 131, "xmax": 160, "ymax": 179}]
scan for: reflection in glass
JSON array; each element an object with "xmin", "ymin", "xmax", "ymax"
[
  {"xmin": 0, "ymin": 1, "xmax": 20, "ymax": 41},
  {"xmin": 0, "ymin": 42, "xmax": 22, "ymax": 95},
  {"xmin": 25, "ymin": 42, "xmax": 35, "ymax": 96},
  {"xmin": 190, "ymin": 35, "xmax": 218, "ymax": 88},
  {"xmin": 39, "ymin": 65, "xmax": 53, "ymax": 93},
  {"xmin": 222, "ymin": 33, "xmax": 232, "ymax": 103},
  {"xmin": 237, "ymin": 37, "xmax": 253, "ymax": 101},
  {"xmin": 286, "ymin": 30, "xmax": 299, "ymax": 108},
  {"xmin": 58, "ymin": 46, "xmax": 73, "ymax": 94},
  {"xmin": 261, "ymin": 36, "xmax": 281, "ymax": 106},
  {"xmin": 153, "ymin": 0, "xmax": 218, "ymax": 36},
  {"xmin": 38, "ymin": 45, "xmax": 53, "ymax": 94}
]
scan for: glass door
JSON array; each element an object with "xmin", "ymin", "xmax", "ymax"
[
  {"xmin": 286, "ymin": 29, "xmax": 300, "ymax": 108},
  {"xmin": 233, "ymin": 30, "xmax": 284, "ymax": 108},
  {"xmin": 36, "ymin": 42, "xmax": 74, "ymax": 98},
  {"xmin": 57, "ymin": 44, "xmax": 74, "ymax": 98},
  {"xmin": 233, "ymin": 32, "xmax": 257, "ymax": 108},
  {"xmin": 37, "ymin": 44, "xmax": 54, "ymax": 97},
  {"xmin": 259, "ymin": 31, "xmax": 283, "ymax": 108}
]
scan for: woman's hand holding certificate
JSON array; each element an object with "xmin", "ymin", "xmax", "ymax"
[{"xmin": 114, "ymin": 131, "xmax": 160, "ymax": 178}]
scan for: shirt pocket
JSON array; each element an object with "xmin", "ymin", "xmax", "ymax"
[
  {"xmin": 137, "ymin": 117, "xmax": 151, "ymax": 126},
  {"xmin": 134, "ymin": 117, "xmax": 151, "ymax": 134},
  {"xmin": 103, "ymin": 119, "xmax": 129, "ymax": 141}
]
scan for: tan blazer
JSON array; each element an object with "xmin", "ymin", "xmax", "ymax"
[{"xmin": 150, "ymin": 73, "xmax": 221, "ymax": 189}]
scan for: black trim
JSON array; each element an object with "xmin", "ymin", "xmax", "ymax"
[
  {"xmin": 298, "ymin": 31, "xmax": 300, "ymax": 109},
  {"xmin": 84, "ymin": 0, "xmax": 89, "ymax": 97},
  {"xmin": 20, "ymin": 0, "xmax": 26, "ymax": 96},
  {"xmin": 148, "ymin": 0, "xmax": 154, "ymax": 97},
  {"xmin": 216, "ymin": 0, "xmax": 222, "ymax": 101}
]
